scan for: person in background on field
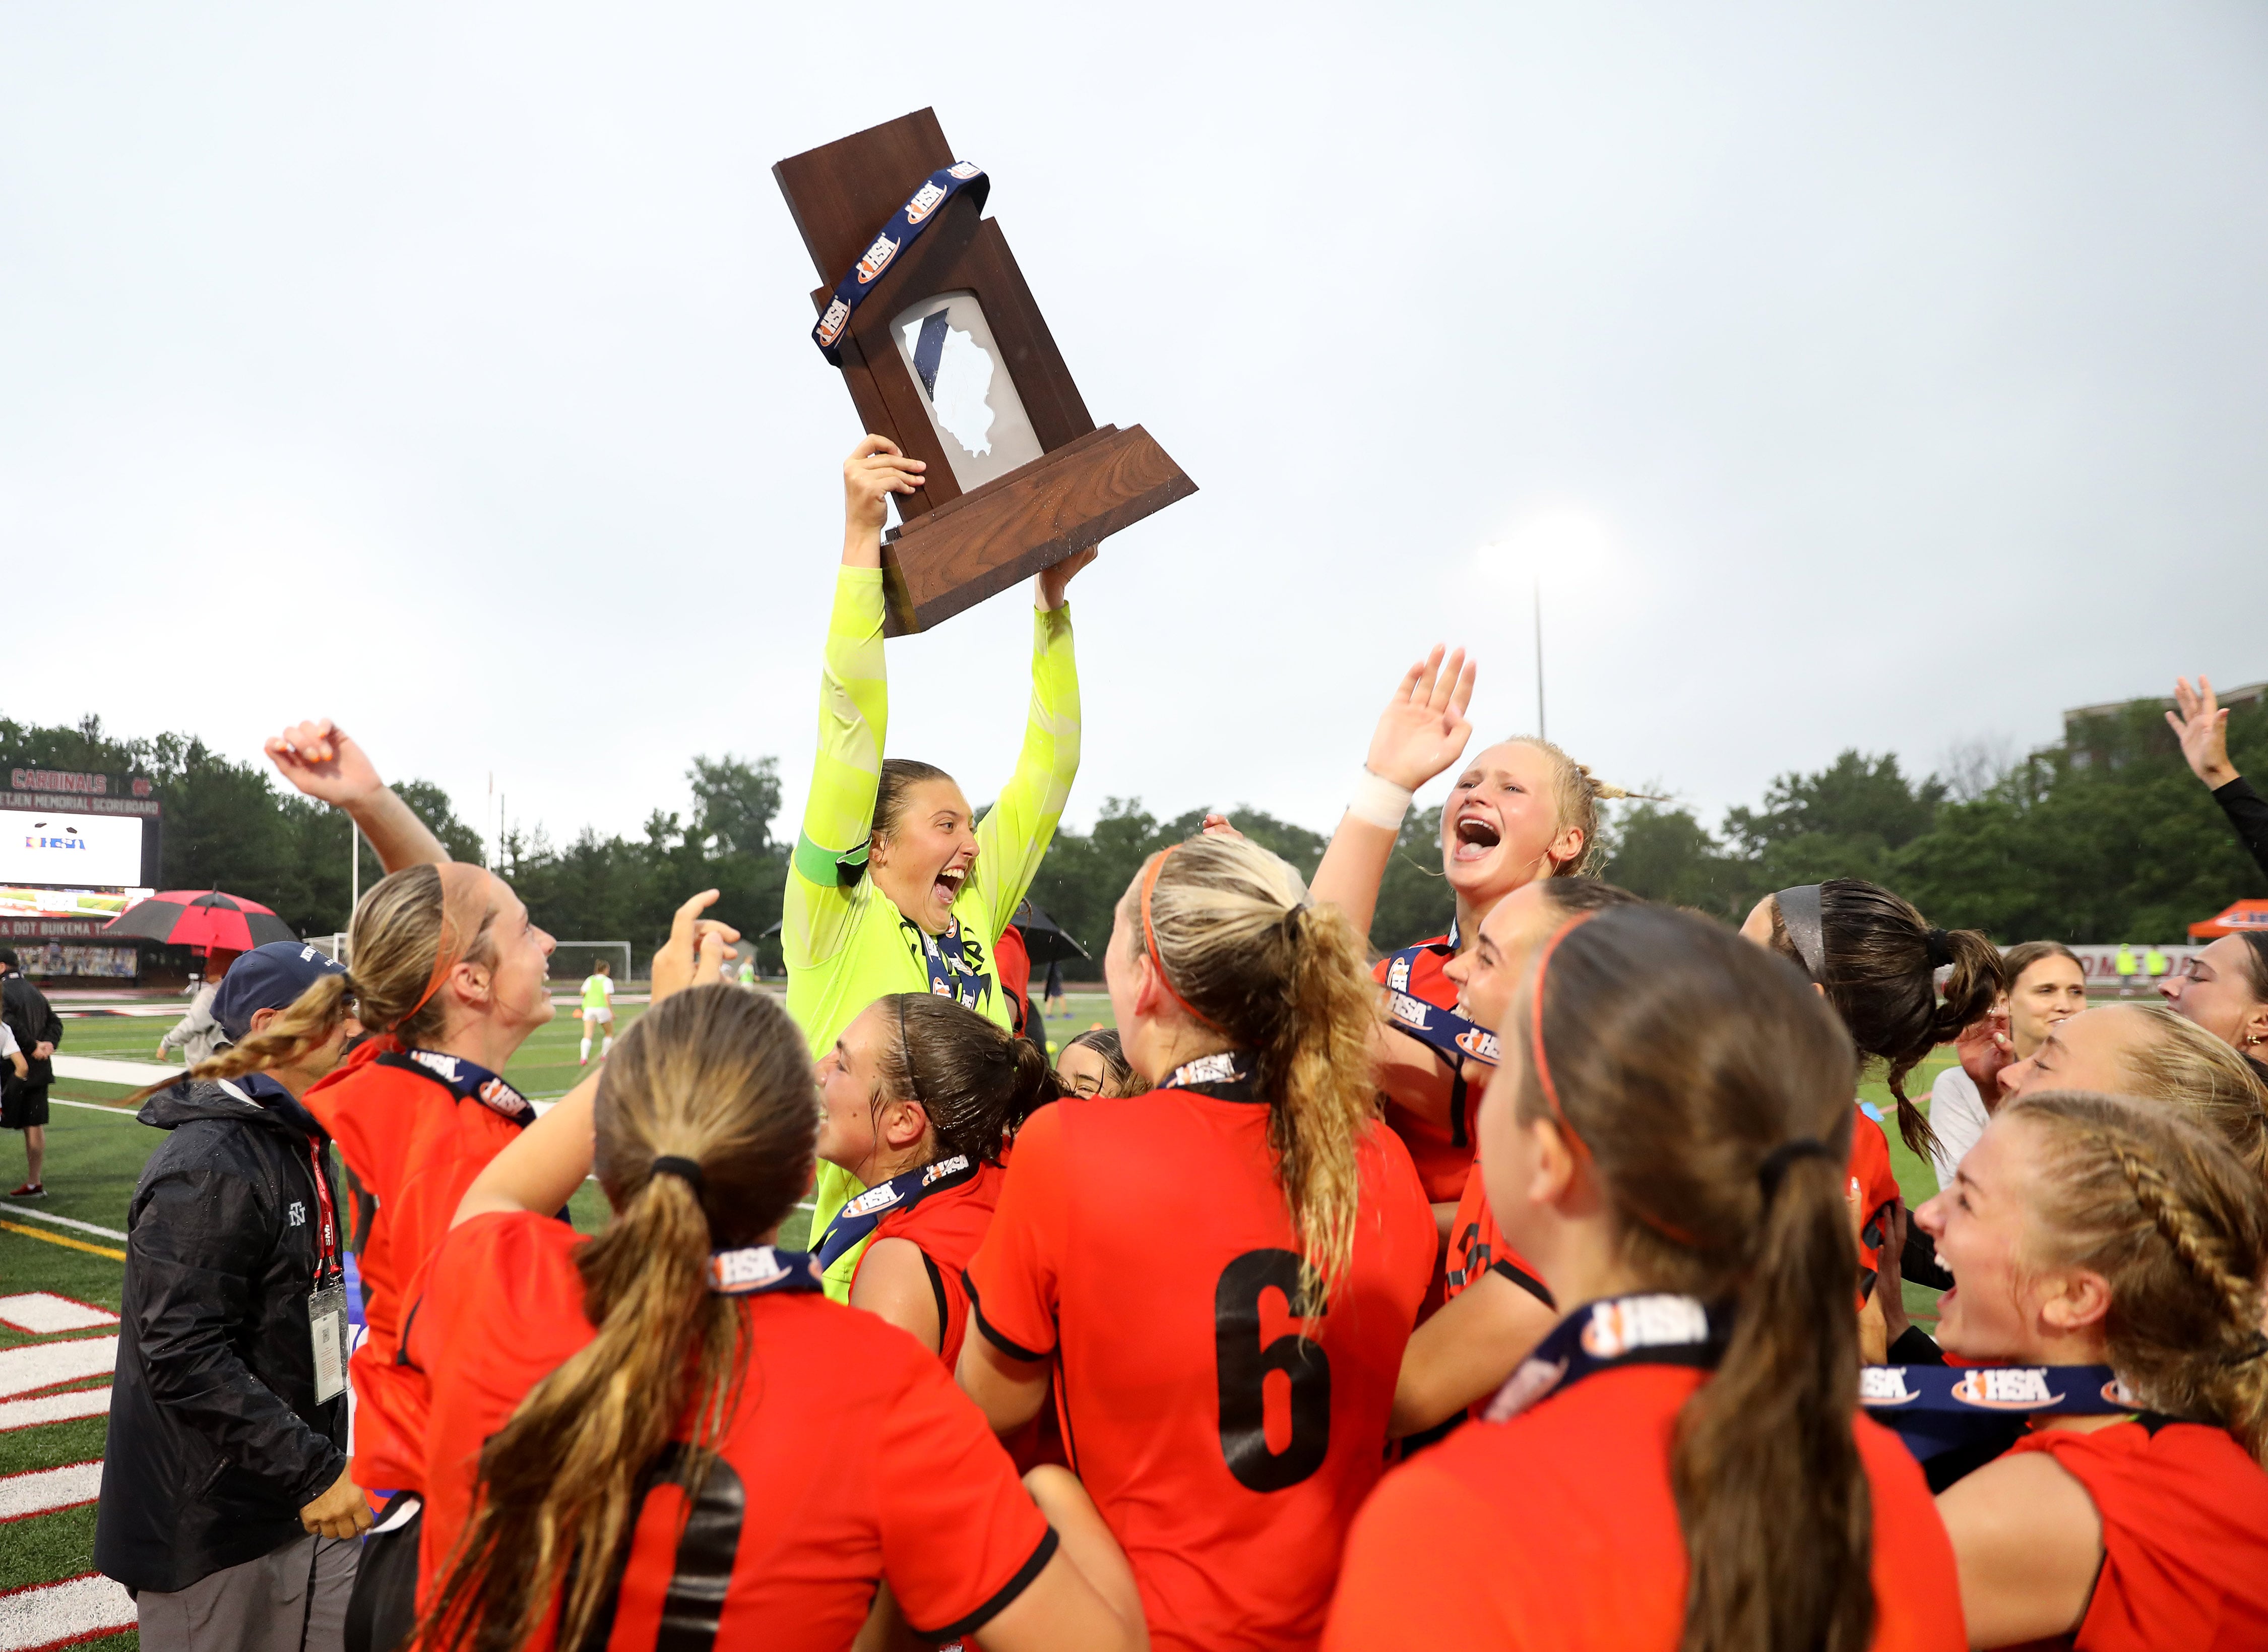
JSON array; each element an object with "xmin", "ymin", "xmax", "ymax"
[
  {"xmin": 156, "ymin": 946, "xmax": 242, "ymax": 1066},
  {"xmin": 738, "ymin": 952, "xmax": 756, "ymax": 989},
  {"xmin": 1045, "ymin": 957, "xmax": 1066, "ymax": 1018},
  {"xmin": 0, "ymin": 945, "xmax": 62, "ymax": 1197},
  {"xmin": 2116, "ymin": 941, "xmax": 2139, "ymax": 997},
  {"xmin": 786, "ymin": 436, "xmax": 1089, "ymax": 1300},
  {"xmin": 2146, "ymin": 943, "xmax": 2171, "ymax": 992},
  {"xmin": 577, "ymin": 957, "xmax": 615, "ymax": 1066},
  {"xmin": 2169, "ymin": 673, "xmax": 2268, "ymax": 882},
  {"xmin": 1925, "ymin": 1092, "xmax": 2268, "ymax": 1649},
  {"xmin": 96, "ymin": 942, "xmax": 373, "ymax": 1652},
  {"xmin": 1326, "ymin": 906, "xmax": 1964, "ymax": 1652},
  {"xmin": 1055, "ymin": 1026, "xmax": 1139, "ymax": 1098},
  {"xmin": 2161, "ymin": 932, "xmax": 2268, "ymax": 1085},
  {"xmin": 1928, "ymin": 940, "xmax": 2089, "ymax": 1185},
  {"xmin": 263, "ymin": 716, "xmax": 553, "ymax": 1652},
  {"xmin": 0, "ymin": 1016, "xmax": 25, "ymax": 1083}
]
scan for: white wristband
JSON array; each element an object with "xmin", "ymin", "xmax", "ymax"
[{"xmin": 1347, "ymin": 768, "xmax": 1414, "ymax": 831}]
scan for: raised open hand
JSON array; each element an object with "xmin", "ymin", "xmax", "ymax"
[
  {"xmin": 1365, "ymin": 647, "xmax": 1477, "ymax": 792},
  {"xmin": 843, "ymin": 435, "xmax": 925, "ymax": 537},
  {"xmin": 2168, "ymin": 676, "xmax": 2238, "ymax": 789},
  {"xmin": 264, "ymin": 720, "xmax": 385, "ymax": 809},
  {"xmin": 650, "ymin": 889, "xmax": 741, "ymax": 1007}
]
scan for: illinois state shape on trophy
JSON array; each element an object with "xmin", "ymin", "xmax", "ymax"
[{"xmin": 775, "ymin": 109, "xmax": 1197, "ymax": 634}]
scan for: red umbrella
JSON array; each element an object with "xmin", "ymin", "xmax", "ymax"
[{"xmin": 103, "ymin": 890, "xmax": 298, "ymax": 952}]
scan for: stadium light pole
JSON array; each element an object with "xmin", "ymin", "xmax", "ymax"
[{"xmin": 1534, "ymin": 574, "xmax": 1546, "ymax": 743}]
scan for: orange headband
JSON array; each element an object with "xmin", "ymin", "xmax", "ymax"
[
  {"xmin": 1140, "ymin": 846, "xmax": 1225, "ymax": 1032},
  {"xmin": 1527, "ymin": 910, "xmax": 1598, "ymax": 1157},
  {"xmin": 391, "ymin": 861, "xmax": 494, "ymax": 1033}
]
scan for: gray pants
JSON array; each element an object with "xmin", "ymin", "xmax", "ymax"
[{"xmin": 136, "ymin": 1533, "xmax": 360, "ymax": 1652}]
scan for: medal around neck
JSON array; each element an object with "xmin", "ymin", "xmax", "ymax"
[{"xmin": 776, "ymin": 109, "xmax": 1198, "ymax": 635}]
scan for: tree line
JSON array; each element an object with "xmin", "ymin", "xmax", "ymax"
[{"xmin": 6, "ymin": 688, "xmax": 2260, "ymax": 976}]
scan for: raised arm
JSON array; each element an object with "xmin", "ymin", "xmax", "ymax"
[
  {"xmin": 784, "ymin": 439, "xmax": 927, "ymax": 967},
  {"xmin": 1309, "ymin": 647, "xmax": 1475, "ymax": 941},
  {"xmin": 969, "ymin": 553, "xmax": 1090, "ymax": 935},
  {"xmin": 2170, "ymin": 673, "xmax": 2268, "ymax": 882},
  {"xmin": 264, "ymin": 720, "xmax": 448, "ymax": 874}
]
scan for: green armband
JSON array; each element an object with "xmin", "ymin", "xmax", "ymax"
[{"xmin": 795, "ymin": 831, "xmax": 868, "ymax": 890}]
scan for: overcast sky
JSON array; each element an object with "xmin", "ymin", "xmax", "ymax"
[{"xmin": 8, "ymin": 3, "xmax": 2265, "ymax": 862}]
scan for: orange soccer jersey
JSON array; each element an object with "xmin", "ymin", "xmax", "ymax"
[
  {"xmin": 964, "ymin": 1059, "xmax": 1436, "ymax": 1652},
  {"xmin": 1441, "ymin": 1159, "xmax": 1551, "ymax": 1310},
  {"xmin": 410, "ymin": 1210, "xmax": 1054, "ymax": 1650},
  {"xmin": 406, "ymin": 1211, "xmax": 596, "ymax": 1603},
  {"xmin": 2003, "ymin": 1416, "xmax": 2268, "ymax": 1649},
  {"xmin": 853, "ymin": 1160, "xmax": 1007, "ymax": 1369},
  {"xmin": 303, "ymin": 1038, "xmax": 535, "ymax": 1493},
  {"xmin": 1372, "ymin": 935, "xmax": 1482, "ymax": 1202},
  {"xmin": 1326, "ymin": 1361, "xmax": 1965, "ymax": 1652},
  {"xmin": 1847, "ymin": 1105, "xmax": 1901, "ymax": 1288}
]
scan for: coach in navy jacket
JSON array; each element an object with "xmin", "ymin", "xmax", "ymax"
[{"xmin": 95, "ymin": 943, "xmax": 372, "ymax": 1650}]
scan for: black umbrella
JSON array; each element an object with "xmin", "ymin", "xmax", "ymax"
[{"xmin": 1011, "ymin": 898, "xmax": 1090, "ymax": 965}]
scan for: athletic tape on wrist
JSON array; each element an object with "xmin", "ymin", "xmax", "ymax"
[{"xmin": 1347, "ymin": 768, "xmax": 1414, "ymax": 831}]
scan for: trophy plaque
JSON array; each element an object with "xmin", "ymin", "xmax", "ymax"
[{"xmin": 775, "ymin": 109, "xmax": 1197, "ymax": 634}]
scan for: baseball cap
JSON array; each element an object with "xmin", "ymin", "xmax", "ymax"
[{"xmin": 212, "ymin": 941, "xmax": 349, "ymax": 1044}]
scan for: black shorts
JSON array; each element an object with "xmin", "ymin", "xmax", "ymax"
[{"xmin": 1, "ymin": 1082, "xmax": 48, "ymax": 1131}]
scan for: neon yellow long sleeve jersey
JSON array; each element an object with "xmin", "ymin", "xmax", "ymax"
[{"xmin": 784, "ymin": 565, "xmax": 1081, "ymax": 1299}]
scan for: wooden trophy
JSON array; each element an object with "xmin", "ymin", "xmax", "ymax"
[{"xmin": 775, "ymin": 109, "xmax": 1196, "ymax": 634}]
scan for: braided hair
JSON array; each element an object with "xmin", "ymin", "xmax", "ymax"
[{"xmin": 2008, "ymin": 1089, "xmax": 2268, "ymax": 1461}]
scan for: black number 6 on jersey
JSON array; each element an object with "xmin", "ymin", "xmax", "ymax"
[{"xmin": 1214, "ymin": 1248, "xmax": 1331, "ymax": 1492}]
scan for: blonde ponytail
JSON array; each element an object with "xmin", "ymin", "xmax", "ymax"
[
  {"xmin": 1500, "ymin": 736, "xmax": 1659, "ymax": 878},
  {"xmin": 1137, "ymin": 836, "xmax": 1378, "ymax": 1305}
]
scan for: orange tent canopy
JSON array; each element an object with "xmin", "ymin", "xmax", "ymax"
[{"xmin": 2189, "ymin": 899, "xmax": 2268, "ymax": 940}]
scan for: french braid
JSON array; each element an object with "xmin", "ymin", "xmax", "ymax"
[{"xmin": 2010, "ymin": 1090, "xmax": 2268, "ymax": 1462}]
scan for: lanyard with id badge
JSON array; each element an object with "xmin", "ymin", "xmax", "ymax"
[{"xmin": 222, "ymin": 1077, "xmax": 350, "ymax": 1402}]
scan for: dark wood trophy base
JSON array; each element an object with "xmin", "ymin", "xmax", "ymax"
[
  {"xmin": 775, "ymin": 110, "xmax": 1195, "ymax": 634},
  {"xmin": 880, "ymin": 423, "xmax": 1194, "ymax": 635}
]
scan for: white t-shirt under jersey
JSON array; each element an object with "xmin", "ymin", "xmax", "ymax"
[{"xmin": 1928, "ymin": 1065, "xmax": 1991, "ymax": 1188}]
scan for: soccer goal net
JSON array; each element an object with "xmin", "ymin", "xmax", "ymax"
[{"xmin": 551, "ymin": 941, "xmax": 634, "ymax": 983}]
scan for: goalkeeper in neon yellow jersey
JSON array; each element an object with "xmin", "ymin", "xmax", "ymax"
[{"xmin": 786, "ymin": 434, "xmax": 1089, "ymax": 1300}]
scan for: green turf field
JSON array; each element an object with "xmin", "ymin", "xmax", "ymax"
[{"xmin": 0, "ymin": 990, "xmax": 1946, "ymax": 1644}]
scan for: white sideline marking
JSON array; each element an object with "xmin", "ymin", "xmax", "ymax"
[
  {"xmin": 0, "ymin": 1388, "xmax": 110, "ymax": 1434},
  {"xmin": 0, "ymin": 1339, "xmax": 116, "ymax": 1401},
  {"xmin": 0, "ymin": 1461, "xmax": 101, "ymax": 1522},
  {"xmin": 0, "ymin": 1206, "xmax": 130, "ymax": 1243},
  {"xmin": 50, "ymin": 1054, "xmax": 177, "ymax": 1086},
  {"xmin": 0, "ymin": 1571, "xmax": 137, "ymax": 1649},
  {"xmin": 0, "ymin": 1295, "xmax": 117, "ymax": 1336}
]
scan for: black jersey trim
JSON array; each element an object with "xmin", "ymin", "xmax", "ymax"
[
  {"xmin": 914, "ymin": 1526, "xmax": 1060, "ymax": 1641},
  {"xmin": 395, "ymin": 1296, "xmax": 425, "ymax": 1369},
  {"xmin": 962, "ymin": 1268, "xmax": 1053, "ymax": 1363},
  {"xmin": 920, "ymin": 1250, "xmax": 949, "ymax": 1354},
  {"xmin": 1487, "ymin": 1257, "xmax": 1554, "ymax": 1309}
]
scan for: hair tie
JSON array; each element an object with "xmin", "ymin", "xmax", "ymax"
[
  {"xmin": 1140, "ymin": 846, "xmax": 1225, "ymax": 1033},
  {"xmin": 650, "ymin": 1155, "xmax": 706, "ymax": 1195},
  {"xmin": 1924, "ymin": 927, "xmax": 1954, "ymax": 970},
  {"xmin": 2224, "ymin": 1332, "xmax": 2268, "ymax": 1367},
  {"xmin": 1757, "ymin": 1137, "xmax": 1837, "ymax": 1203}
]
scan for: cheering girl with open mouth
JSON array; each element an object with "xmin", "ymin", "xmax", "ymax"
[{"xmin": 787, "ymin": 435, "xmax": 1089, "ymax": 1299}]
